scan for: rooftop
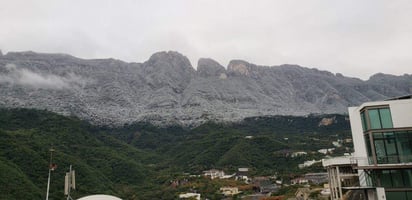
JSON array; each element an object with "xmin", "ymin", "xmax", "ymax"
[{"xmin": 386, "ymin": 94, "xmax": 412, "ymax": 101}]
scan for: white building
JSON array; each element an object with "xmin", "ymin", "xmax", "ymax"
[
  {"xmin": 220, "ymin": 187, "xmax": 240, "ymax": 196},
  {"xmin": 298, "ymin": 159, "xmax": 321, "ymax": 169},
  {"xmin": 348, "ymin": 95, "xmax": 412, "ymax": 200},
  {"xmin": 291, "ymin": 177, "xmax": 308, "ymax": 185},
  {"xmin": 238, "ymin": 167, "xmax": 249, "ymax": 172},
  {"xmin": 78, "ymin": 195, "xmax": 122, "ymax": 200},
  {"xmin": 318, "ymin": 148, "xmax": 335, "ymax": 154},
  {"xmin": 291, "ymin": 151, "xmax": 307, "ymax": 157},
  {"xmin": 179, "ymin": 193, "xmax": 201, "ymax": 200},
  {"xmin": 332, "ymin": 141, "xmax": 342, "ymax": 147},
  {"xmin": 203, "ymin": 169, "xmax": 225, "ymax": 179}
]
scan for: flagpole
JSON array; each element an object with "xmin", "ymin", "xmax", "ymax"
[{"xmin": 46, "ymin": 148, "xmax": 55, "ymax": 200}]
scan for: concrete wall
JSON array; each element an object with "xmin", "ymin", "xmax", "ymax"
[
  {"xmin": 390, "ymin": 99, "xmax": 412, "ymax": 128},
  {"xmin": 348, "ymin": 106, "xmax": 368, "ymax": 163}
]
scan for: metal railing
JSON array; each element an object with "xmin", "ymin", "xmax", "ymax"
[
  {"xmin": 375, "ymin": 155, "xmax": 412, "ymax": 164},
  {"xmin": 350, "ymin": 155, "xmax": 412, "ymax": 165}
]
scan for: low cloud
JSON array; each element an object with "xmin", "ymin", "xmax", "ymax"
[{"xmin": 0, "ymin": 64, "xmax": 88, "ymax": 89}]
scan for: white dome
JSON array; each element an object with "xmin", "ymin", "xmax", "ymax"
[{"xmin": 77, "ymin": 194, "xmax": 122, "ymax": 200}]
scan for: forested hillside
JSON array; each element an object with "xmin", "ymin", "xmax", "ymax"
[{"xmin": 0, "ymin": 108, "xmax": 351, "ymax": 199}]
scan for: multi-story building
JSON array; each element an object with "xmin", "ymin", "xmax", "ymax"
[
  {"xmin": 349, "ymin": 95, "xmax": 412, "ymax": 200},
  {"xmin": 322, "ymin": 156, "xmax": 359, "ymax": 200}
]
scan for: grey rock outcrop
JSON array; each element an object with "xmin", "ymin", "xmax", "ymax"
[
  {"xmin": 197, "ymin": 58, "xmax": 225, "ymax": 77},
  {"xmin": 0, "ymin": 50, "xmax": 411, "ymax": 126}
]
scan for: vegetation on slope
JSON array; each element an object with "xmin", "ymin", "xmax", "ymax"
[
  {"xmin": 0, "ymin": 108, "xmax": 351, "ymax": 199},
  {"xmin": 0, "ymin": 108, "xmax": 159, "ymax": 199}
]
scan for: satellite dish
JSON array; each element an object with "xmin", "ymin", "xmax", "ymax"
[{"xmin": 77, "ymin": 194, "xmax": 122, "ymax": 200}]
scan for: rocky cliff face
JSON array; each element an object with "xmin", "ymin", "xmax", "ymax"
[{"xmin": 0, "ymin": 51, "xmax": 411, "ymax": 126}]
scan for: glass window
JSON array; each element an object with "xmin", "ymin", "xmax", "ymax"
[
  {"xmin": 384, "ymin": 132, "xmax": 399, "ymax": 163},
  {"xmin": 373, "ymin": 169, "xmax": 412, "ymax": 190},
  {"xmin": 364, "ymin": 135, "xmax": 373, "ymax": 163},
  {"xmin": 381, "ymin": 170, "xmax": 393, "ymax": 187},
  {"xmin": 369, "ymin": 109, "xmax": 382, "ymax": 129},
  {"xmin": 361, "ymin": 107, "xmax": 393, "ymax": 131},
  {"xmin": 407, "ymin": 191, "xmax": 412, "ymax": 200},
  {"xmin": 392, "ymin": 170, "xmax": 404, "ymax": 187},
  {"xmin": 361, "ymin": 111, "xmax": 367, "ymax": 131},
  {"xmin": 371, "ymin": 131, "xmax": 412, "ymax": 164},
  {"xmin": 374, "ymin": 132, "xmax": 384, "ymax": 139},
  {"xmin": 386, "ymin": 191, "xmax": 407, "ymax": 200},
  {"xmin": 374, "ymin": 140, "xmax": 387, "ymax": 164},
  {"xmin": 396, "ymin": 132, "xmax": 412, "ymax": 163},
  {"xmin": 403, "ymin": 169, "xmax": 412, "ymax": 187},
  {"xmin": 380, "ymin": 108, "xmax": 393, "ymax": 128}
]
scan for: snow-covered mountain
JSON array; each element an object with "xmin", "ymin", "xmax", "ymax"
[{"xmin": 0, "ymin": 50, "xmax": 411, "ymax": 126}]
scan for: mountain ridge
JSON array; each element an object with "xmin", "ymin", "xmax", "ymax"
[{"xmin": 0, "ymin": 50, "xmax": 411, "ymax": 126}]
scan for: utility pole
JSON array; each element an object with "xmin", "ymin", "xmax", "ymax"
[{"xmin": 45, "ymin": 148, "xmax": 56, "ymax": 200}]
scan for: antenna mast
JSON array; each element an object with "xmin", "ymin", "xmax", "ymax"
[{"xmin": 64, "ymin": 165, "xmax": 76, "ymax": 200}]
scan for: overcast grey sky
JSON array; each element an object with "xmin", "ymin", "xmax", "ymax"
[{"xmin": 0, "ymin": 0, "xmax": 411, "ymax": 79}]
